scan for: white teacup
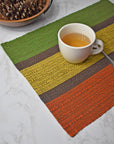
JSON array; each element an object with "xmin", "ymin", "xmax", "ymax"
[{"xmin": 58, "ymin": 23, "xmax": 103, "ymax": 63}]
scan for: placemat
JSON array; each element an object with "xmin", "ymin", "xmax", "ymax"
[{"xmin": 1, "ymin": 0, "xmax": 114, "ymax": 137}]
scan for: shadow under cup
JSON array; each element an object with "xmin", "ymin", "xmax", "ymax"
[{"xmin": 58, "ymin": 23, "xmax": 96, "ymax": 63}]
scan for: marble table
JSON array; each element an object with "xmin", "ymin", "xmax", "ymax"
[{"xmin": 0, "ymin": 0, "xmax": 114, "ymax": 144}]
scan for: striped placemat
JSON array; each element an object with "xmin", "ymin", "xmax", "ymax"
[{"xmin": 1, "ymin": 0, "xmax": 114, "ymax": 137}]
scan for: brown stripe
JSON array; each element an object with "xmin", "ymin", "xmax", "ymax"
[
  {"xmin": 15, "ymin": 45, "xmax": 59, "ymax": 71},
  {"xmin": 92, "ymin": 16, "xmax": 114, "ymax": 32},
  {"xmin": 15, "ymin": 16, "xmax": 114, "ymax": 71},
  {"xmin": 40, "ymin": 52, "xmax": 114, "ymax": 103}
]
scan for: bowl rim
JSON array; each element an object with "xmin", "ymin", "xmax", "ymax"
[{"xmin": 0, "ymin": 0, "xmax": 50, "ymax": 23}]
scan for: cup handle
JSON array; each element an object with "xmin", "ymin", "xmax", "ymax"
[{"xmin": 91, "ymin": 39, "xmax": 104, "ymax": 55}]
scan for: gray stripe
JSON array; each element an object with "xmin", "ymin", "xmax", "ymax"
[
  {"xmin": 39, "ymin": 52, "xmax": 114, "ymax": 103},
  {"xmin": 15, "ymin": 16, "xmax": 114, "ymax": 70}
]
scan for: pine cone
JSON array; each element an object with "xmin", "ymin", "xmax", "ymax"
[{"xmin": 0, "ymin": 0, "xmax": 46, "ymax": 20}]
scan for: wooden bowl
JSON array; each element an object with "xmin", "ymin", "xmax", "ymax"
[{"xmin": 0, "ymin": 0, "xmax": 53, "ymax": 27}]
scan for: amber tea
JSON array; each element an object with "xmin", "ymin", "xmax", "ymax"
[
  {"xmin": 58, "ymin": 23, "xmax": 103, "ymax": 63},
  {"xmin": 62, "ymin": 33, "xmax": 91, "ymax": 47}
]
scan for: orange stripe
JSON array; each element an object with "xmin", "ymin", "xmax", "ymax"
[{"xmin": 46, "ymin": 65, "xmax": 114, "ymax": 137}]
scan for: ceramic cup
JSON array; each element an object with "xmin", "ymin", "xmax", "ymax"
[{"xmin": 58, "ymin": 23, "xmax": 103, "ymax": 63}]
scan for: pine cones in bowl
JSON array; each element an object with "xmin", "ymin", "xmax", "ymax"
[{"xmin": 0, "ymin": 0, "xmax": 52, "ymax": 26}]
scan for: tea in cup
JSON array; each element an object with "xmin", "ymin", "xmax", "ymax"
[{"xmin": 58, "ymin": 23, "xmax": 103, "ymax": 63}]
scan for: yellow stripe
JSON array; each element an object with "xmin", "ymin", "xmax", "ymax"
[
  {"xmin": 21, "ymin": 24, "xmax": 114, "ymax": 95},
  {"xmin": 96, "ymin": 24, "xmax": 114, "ymax": 53}
]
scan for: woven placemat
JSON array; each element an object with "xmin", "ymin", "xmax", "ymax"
[{"xmin": 1, "ymin": 0, "xmax": 114, "ymax": 137}]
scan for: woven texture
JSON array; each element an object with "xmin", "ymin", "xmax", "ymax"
[{"xmin": 2, "ymin": 0, "xmax": 114, "ymax": 137}]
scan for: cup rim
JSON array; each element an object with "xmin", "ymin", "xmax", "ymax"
[{"xmin": 58, "ymin": 23, "xmax": 96, "ymax": 49}]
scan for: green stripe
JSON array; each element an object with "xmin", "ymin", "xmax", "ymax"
[{"xmin": 1, "ymin": 0, "xmax": 114, "ymax": 64}]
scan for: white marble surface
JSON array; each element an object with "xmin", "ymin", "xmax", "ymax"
[{"xmin": 0, "ymin": 0, "xmax": 114, "ymax": 144}]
